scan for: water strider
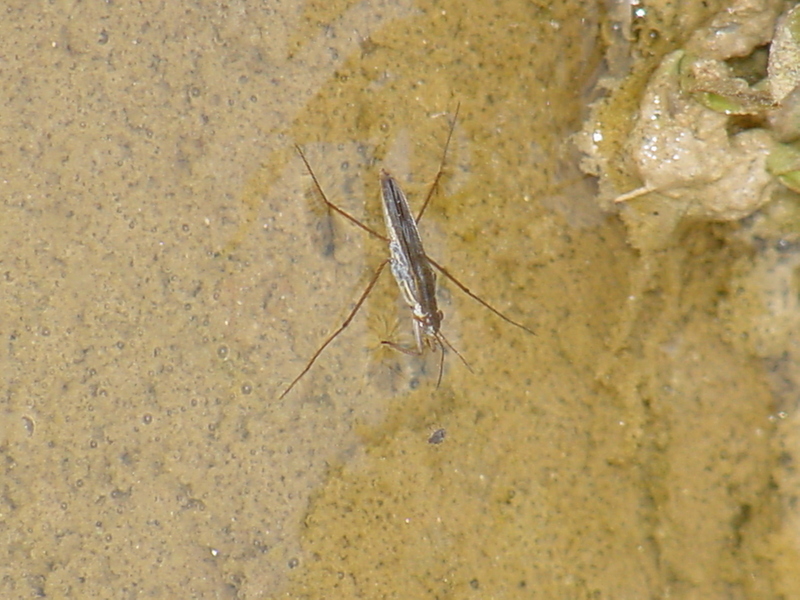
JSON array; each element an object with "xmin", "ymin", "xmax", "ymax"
[{"xmin": 279, "ymin": 105, "xmax": 534, "ymax": 399}]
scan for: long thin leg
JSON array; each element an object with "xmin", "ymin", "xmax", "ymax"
[
  {"xmin": 295, "ymin": 146, "xmax": 388, "ymax": 243},
  {"xmin": 416, "ymin": 103, "xmax": 461, "ymax": 223},
  {"xmin": 279, "ymin": 260, "xmax": 389, "ymax": 399},
  {"xmin": 427, "ymin": 256, "xmax": 536, "ymax": 336}
]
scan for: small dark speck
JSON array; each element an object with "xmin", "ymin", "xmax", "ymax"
[
  {"xmin": 470, "ymin": 579, "xmax": 479, "ymax": 589},
  {"xmin": 288, "ymin": 557, "xmax": 299, "ymax": 569},
  {"xmin": 98, "ymin": 30, "xmax": 109, "ymax": 44},
  {"xmin": 428, "ymin": 428, "xmax": 446, "ymax": 445}
]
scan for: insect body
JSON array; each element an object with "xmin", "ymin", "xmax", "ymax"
[{"xmin": 380, "ymin": 170, "xmax": 442, "ymax": 354}]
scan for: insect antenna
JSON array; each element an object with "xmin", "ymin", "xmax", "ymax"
[{"xmin": 435, "ymin": 329, "xmax": 472, "ymax": 388}]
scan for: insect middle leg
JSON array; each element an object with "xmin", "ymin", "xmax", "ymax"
[
  {"xmin": 279, "ymin": 148, "xmax": 392, "ymax": 399},
  {"xmin": 279, "ymin": 259, "xmax": 389, "ymax": 399}
]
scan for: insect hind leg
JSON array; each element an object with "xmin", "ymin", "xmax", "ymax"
[{"xmin": 415, "ymin": 102, "xmax": 461, "ymax": 224}]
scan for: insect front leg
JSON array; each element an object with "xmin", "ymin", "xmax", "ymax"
[{"xmin": 381, "ymin": 317, "xmax": 426, "ymax": 356}]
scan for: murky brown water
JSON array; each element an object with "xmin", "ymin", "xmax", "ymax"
[{"xmin": 1, "ymin": 1, "xmax": 793, "ymax": 598}]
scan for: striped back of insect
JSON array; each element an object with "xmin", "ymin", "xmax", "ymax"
[{"xmin": 379, "ymin": 170, "xmax": 442, "ymax": 343}]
